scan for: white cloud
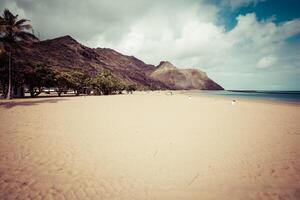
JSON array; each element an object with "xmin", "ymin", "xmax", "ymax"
[
  {"xmin": 106, "ymin": 12, "xmax": 300, "ymax": 89},
  {"xmin": 257, "ymin": 55, "xmax": 278, "ymax": 68}
]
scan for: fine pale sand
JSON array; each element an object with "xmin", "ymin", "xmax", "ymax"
[{"xmin": 0, "ymin": 92, "xmax": 300, "ymax": 200}]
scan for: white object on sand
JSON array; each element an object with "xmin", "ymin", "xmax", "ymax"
[
  {"xmin": 188, "ymin": 96, "xmax": 192, "ymax": 100},
  {"xmin": 231, "ymin": 99, "xmax": 236, "ymax": 105}
]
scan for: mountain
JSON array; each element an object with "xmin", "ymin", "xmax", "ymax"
[
  {"xmin": 13, "ymin": 35, "xmax": 223, "ymax": 90},
  {"xmin": 13, "ymin": 35, "xmax": 167, "ymax": 89},
  {"xmin": 150, "ymin": 61, "xmax": 223, "ymax": 90}
]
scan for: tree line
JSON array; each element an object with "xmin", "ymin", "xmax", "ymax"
[
  {"xmin": 0, "ymin": 9, "xmax": 136, "ymax": 98},
  {"xmin": 0, "ymin": 60, "xmax": 137, "ymax": 97}
]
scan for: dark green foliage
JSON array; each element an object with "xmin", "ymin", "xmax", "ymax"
[
  {"xmin": 53, "ymin": 70, "xmax": 73, "ymax": 96},
  {"xmin": 51, "ymin": 70, "xmax": 90, "ymax": 96},
  {"xmin": 23, "ymin": 63, "xmax": 56, "ymax": 97},
  {"xmin": 67, "ymin": 71, "xmax": 89, "ymax": 96},
  {"xmin": 125, "ymin": 84, "xmax": 137, "ymax": 94},
  {"xmin": 115, "ymin": 81, "xmax": 126, "ymax": 94},
  {"xmin": 92, "ymin": 70, "xmax": 125, "ymax": 95}
]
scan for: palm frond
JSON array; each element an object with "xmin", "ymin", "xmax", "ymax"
[
  {"xmin": 3, "ymin": 9, "xmax": 17, "ymax": 25},
  {"xmin": 19, "ymin": 24, "xmax": 32, "ymax": 30},
  {"xmin": 15, "ymin": 31, "xmax": 39, "ymax": 42},
  {"xmin": 1, "ymin": 9, "xmax": 38, "ymax": 45},
  {"xmin": 15, "ymin": 19, "xmax": 30, "ymax": 27}
]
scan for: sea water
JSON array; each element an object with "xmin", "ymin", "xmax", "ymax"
[{"xmin": 186, "ymin": 90, "xmax": 300, "ymax": 103}]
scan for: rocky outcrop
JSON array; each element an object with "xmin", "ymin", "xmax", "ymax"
[{"xmin": 150, "ymin": 61, "xmax": 223, "ymax": 90}]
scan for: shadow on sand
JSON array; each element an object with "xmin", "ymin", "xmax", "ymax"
[{"xmin": 0, "ymin": 98, "xmax": 69, "ymax": 109}]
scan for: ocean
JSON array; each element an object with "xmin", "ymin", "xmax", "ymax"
[{"xmin": 185, "ymin": 90, "xmax": 300, "ymax": 103}]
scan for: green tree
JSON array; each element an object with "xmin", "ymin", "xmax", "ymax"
[
  {"xmin": 53, "ymin": 71, "xmax": 73, "ymax": 97},
  {"xmin": 23, "ymin": 63, "xmax": 56, "ymax": 97},
  {"xmin": 0, "ymin": 9, "xmax": 38, "ymax": 99},
  {"xmin": 115, "ymin": 80, "xmax": 125, "ymax": 94},
  {"xmin": 83, "ymin": 77, "xmax": 93, "ymax": 95},
  {"xmin": 92, "ymin": 70, "xmax": 123, "ymax": 95},
  {"xmin": 68, "ymin": 71, "xmax": 89, "ymax": 96}
]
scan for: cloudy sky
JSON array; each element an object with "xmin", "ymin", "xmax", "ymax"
[{"xmin": 1, "ymin": 0, "xmax": 300, "ymax": 90}]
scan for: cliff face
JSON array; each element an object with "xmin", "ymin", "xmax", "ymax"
[
  {"xmin": 150, "ymin": 61, "xmax": 223, "ymax": 90},
  {"xmin": 13, "ymin": 35, "xmax": 223, "ymax": 90}
]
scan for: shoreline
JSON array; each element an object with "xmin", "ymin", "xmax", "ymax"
[
  {"xmin": 177, "ymin": 90, "xmax": 300, "ymax": 106},
  {"xmin": 1, "ymin": 90, "xmax": 300, "ymax": 108}
]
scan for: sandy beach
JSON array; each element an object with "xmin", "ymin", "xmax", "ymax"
[{"xmin": 0, "ymin": 92, "xmax": 300, "ymax": 200}]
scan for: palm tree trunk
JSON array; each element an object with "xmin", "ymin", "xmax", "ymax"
[{"xmin": 6, "ymin": 51, "xmax": 12, "ymax": 99}]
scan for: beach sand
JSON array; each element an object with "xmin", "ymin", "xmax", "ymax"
[{"xmin": 0, "ymin": 92, "xmax": 300, "ymax": 199}]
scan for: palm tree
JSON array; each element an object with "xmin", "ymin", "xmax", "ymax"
[{"xmin": 0, "ymin": 9, "xmax": 38, "ymax": 99}]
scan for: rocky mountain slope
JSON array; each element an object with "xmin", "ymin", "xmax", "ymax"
[
  {"xmin": 13, "ymin": 35, "xmax": 223, "ymax": 90},
  {"xmin": 150, "ymin": 61, "xmax": 223, "ymax": 90}
]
